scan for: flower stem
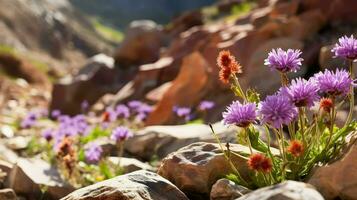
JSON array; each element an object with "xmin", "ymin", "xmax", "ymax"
[
  {"xmin": 231, "ymin": 75, "xmax": 247, "ymax": 101},
  {"xmin": 345, "ymin": 60, "xmax": 354, "ymax": 126},
  {"xmin": 298, "ymin": 107, "xmax": 306, "ymax": 146},
  {"xmin": 244, "ymin": 128, "xmax": 253, "ymax": 154},
  {"xmin": 280, "ymin": 72, "xmax": 289, "ymax": 86}
]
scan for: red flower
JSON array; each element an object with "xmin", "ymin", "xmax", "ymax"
[
  {"xmin": 287, "ymin": 140, "xmax": 304, "ymax": 157},
  {"xmin": 319, "ymin": 98, "xmax": 333, "ymax": 113},
  {"xmin": 102, "ymin": 111, "xmax": 110, "ymax": 122},
  {"xmin": 217, "ymin": 50, "xmax": 242, "ymax": 84},
  {"xmin": 247, "ymin": 153, "xmax": 272, "ymax": 173}
]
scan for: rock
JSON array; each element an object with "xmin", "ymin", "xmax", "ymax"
[
  {"xmin": 6, "ymin": 158, "xmax": 74, "ymax": 200},
  {"xmin": 319, "ymin": 45, "xmax": 345, "ymax": 70},
  {"xmin": 210, "ymin": 178, "xmax": 251, "ymax": 200},
  {"xmin": 108, "ymin": 157, "xmax": 155, "ymax": 173},
  {"xmin": 145, "ymin": 82, "xmax": 173, "ymax": 102},
  {"xmin": 0, "ymin": 160, "xmax": 13, "ymax": 182},
  {"xmin": 166, "ymin": 10, "xmax": 203, "ymax": 37},
  {"xmin": 125, "ymin": 122, "xmax": 237, "ymax": 160},
  {"xmin": 236, "ymin": 181, "xmax": 324, "ymax": 200},
  {"xmin": 0, "ymin": 188, "xmax": 17, "ymax": 200},
  {"xmin": 146, "ymin": 51, "xmax": 212, "ymax": 125},
  {"xmin": 50, "ymin": 54, "xmax": 121, "ymax": 115},
  {"xmin": 4, "ymin": 136, "xmax": 30, "ymax": 150},
  {"xmin": 0, "ymin": 144, "xmax": 18, "ymax": 164},
  {"xmin": 270, "ymin": 1, "xmax": 299, "ymax": 18},
  {"xmin": 114, "ymin": 20, "xmax": 167, "ymax": 67},
  {"xmin": 308, "ymin": 141, "xmax": 357, "ymax": 200},
  {"xmin": 0, "ymin": 53, "xmax": 49, "ymax": 86},
  {"xmin": 61, "ymin": 170, "xmax": 189, "ymax": 200},
  {"xmin": 157, "ymin": 142, "xmax": 255, "ymax": 197}
]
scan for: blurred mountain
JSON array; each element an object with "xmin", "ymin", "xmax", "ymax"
[{"xmin": 69, "ymin": 0, "xmax": 216, "ymax": 29}]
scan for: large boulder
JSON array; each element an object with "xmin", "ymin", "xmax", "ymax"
[
  {"xmin": 114, "ymin": 20, "xmax": 167, "ymax": 67},
  {"xmin": 61, "ymin": 170, "xmax": 189, "ymax": 200},
  {"xmin": 308, "ymin": 141, "xmax": 357, "ymax": 200},
  {"xmin": 125, "ymin": 123, "xmax": 237, "ymax": 160},
  {"xmin": 236, "ymin": 181, "xmax": 324, "ymax": 200},
  {"xmin": 157, "ymin": 142, "xmax": 254, "ymax": 198},
  {"xmin": 6, "ymin": 158, "xmax": 74, "ymax": 200},
  {"xmin": 50, "ymin": 54, "xmax": 121, "ymax": 115},
  {"xmin": 145, "ymin": 51, "xmax": 213, "ymax": 125}
]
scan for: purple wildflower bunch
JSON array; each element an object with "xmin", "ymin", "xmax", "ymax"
[
  {"xmin": 332, "ymin": 35, "xmax": 357, "ymax": 60},
  {"xmin": 173, "ymin": 106, "xmax": 192, "ymax": 122},
  {"xmin": 111, "ymin": 126, "xmax": 133, "ymax": 142},
  {"xmin": 198, "ymin": 100, "xmax": 215, "ymax": 111},
  {"xmin": 264, "ymin": 48, "xmax": 303, "ymax": 73},
  {"xmin": 216, "ymin": 36, "xmax": 357, "ymax": 188},
  {"xmin": 84, "ymin": 142, "xmax": 103, "ymax": 164},
  {"xmin": 313, "ymin": 69, "xmax": 353, "ymax": 97}
]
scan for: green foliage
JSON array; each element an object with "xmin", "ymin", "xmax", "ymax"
[
  {"xmin": 91, "ymin": 18, "xmax": 124, "ymax": 43},
  {"xmin": 0, "ymin": 44, "xmax": 15, "ymax": 55},
  {"xmin": 80, "ymin": 126, "xmax": 110, "ymax": 144},
  {"xmin": 187, "ymin": 118, "xmax": 204, "ymax": 124}
]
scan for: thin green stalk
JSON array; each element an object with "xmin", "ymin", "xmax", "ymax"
[
  {"xmin": 325, "ymin": 97, "xmax": 336, "ymax": 149},
  {"xmin": 279, "ymin": 127, "xmax": 287, "ymax": 180},
  {"xmin": 244, "ymin": 128, "xmax": 253, "ymax": 154},
  {"xmin": 298, "ymin": 107, "xmax": 306, "ymax": 146},
  {"xmin": 280, "ymin": 72, "xmax": 289, "ymax": 86},
  {"xmin": 345, "ymin": 60, "xmax": 354, "ymax": 126},
  {"xmin": 209, "ymin": 124, "xmax": 248, "ymax": 186},
  {"xmin": 231, "ymin": 75, "xmax": 247, "ymax": 101}
]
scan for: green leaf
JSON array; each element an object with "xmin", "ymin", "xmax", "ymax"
[
  {"xmin": 99, "ymin": 161, "xmax": 113, "ymax": 179},
  {"xmin": 246, "ymin": 88, "xmax": 260, "ymax": 104},
  {"xmin": 80, "ymin": 126, "xmax": 110, "ymax": 144}
]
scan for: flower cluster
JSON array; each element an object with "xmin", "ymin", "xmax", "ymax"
[
  {"xmin": 217, "ymin": 35, "xmax": 357, "ymax": 188},
  {"xmin": 173, "ymin": 100, "xmax": 215, "ymax": 123}
]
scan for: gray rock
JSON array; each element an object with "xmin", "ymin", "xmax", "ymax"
[
  {"xmin": 0, "ymin": 188, "xmax": 17, "ymax": 200},
  {"xmin": 61, "ymin": 170, "xmax": 189, "ymax": 200},
  {"xmin": 125, "ymin": 122, "xmax": 237, "ymax": 160},
  {"xmin": 236, "ymin": 181, "xmax": 324, "ymax": 200},
  {"xmin": 211, "ymin": 178, "xmax": 251, "ymax": 200},
  {"xmin": 0, "ymin": 144, "xmax": 18, "ymax": 164},
  {"xmin": 6, "ymin": 158, "xmax": 74, "ymax": 200}
]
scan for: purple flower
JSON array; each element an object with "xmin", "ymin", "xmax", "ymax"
[
  {"xmin": 84, "ymin": 142, "xmax": 103, "ymax": 164},
  {"xmin": 283, "ymin": 78, "xmax": 319, "ymax": 107},
  {"xmin": 115, "ymin": 104, "xmax": 130, "ymax": 118},
  {"xmin": 128, "ymin": 100, "xmax": 142, "ymax": 109},
  {"xmin": 42, "ymin": 128, "xmax": 54, "ymax": 141},
  {"xmin": 81, "ymin": 100, "xmax": 89, "ymax": 112},
  {"xmin": 198, "ymin": 100, "xmax": 215, "ymax": 111},
  {"xmin": 111, "ymin": 126, "xmax": 133, "ymax": 142},
  {"xmin": 313, "ymin": 69, "xmax": 353, "ymax": 96},
  {"xmin": 332, "ymin": 35, "xmax": 357, "ymax": 60},
  {"xmin": 104, "ymin": 107, "xmax": 118, "ymax": 122},
  {"xmin": 173, "ymin": 106, "xmax": 191, "ymax": 121},
  {"xmin": 137, "ymin": 104, "xmax": 153, "ymax": 114},
  {"xmin": 259, "ymin": 94, "xmax": 297, "ymax": 128},
  {"xmin": 264, "ymin": 48, "xmax": 303, "ymax": 73},
  {"xmin": 20, "ymin": 112, "xmax": 39, "ymax": 129},
  {"xmin": 51, "ymin": 110, "xmax": 61, "ymax": 119},
  {"xmin": 222, "ymin": 101, "xmax": 256, "ymax": 127},
  {"xmin": 135, "ymin": 112, "xmax": 147, "ymax": 122}
]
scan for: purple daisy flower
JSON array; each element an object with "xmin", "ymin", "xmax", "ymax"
[
  {"xmin": 222, "ymin": 101, "xmax": 256, "ymax": 127},
  {"xmin": 198, "ymin": 100, "xmax": 215, "ymax": 111},
  {"xmin": 84, "ymin": 142, "xmax": 103, "ymax": 164},
  {"xmin": 42, "ymin": 128, "xmax": 54, "ymax": 141},
  {"xmin": 111, "ymin": 126, "xmax": 133, "ymax": 142},
  {"xmin": 264, "ymin": 48, "xmax": 303, "ymax": 73},
  {"xmin": 105, "ymin": 107, "xmax": 118, "ymax": 122},
  {"xmin": 115, "ymin": 104, "xmax": 130, "ymax": 118},
  {"xmin": 20, "ymin": 112, "xmax": 39, "ymax": 129},
  {"xmin": 127, "ymin": 100, "xmax": 142, "ymax": 109},
  {"xmin": 51, "ymin": 109, "xmax": 61, "ymax": 119},
  {"xmin": 173, "ymin": 106, "xmax": 192, "ymax": 121},
  {"xmin": 332, "ymin": 35, "xmax": 357, "ymax": 60},
  {"xmin": 283, "ymin": 78, "xmax": 320, "ymax": 107},
  {"xmin": 313, "ymin": 69, "xmax": 353, "ymax": 96},
  {"xmin": 81, "ymin": 100, "xmax": 89, "ymax": 112},
  {"xmin": 259, "ymin": 94, "xmax": 297, "ymax": 128}
]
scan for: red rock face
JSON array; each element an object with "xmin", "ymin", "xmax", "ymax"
[{"xmin": 146, "ymin": 52, "xmax": 211, "ymax": 125}]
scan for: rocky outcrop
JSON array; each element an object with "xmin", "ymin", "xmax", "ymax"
[
  {"xmin": 6, "ymin": 158, "xmax": 74, "ymax": 200},
  {"xmin": 236, "ymin": 181, "xmax": 324, "ymax": 200},
  {"xmin": 157, "ymin": 142, "xmax": 254, "ymax": 198},
  {"xmin": 61, "ymin": 170, "xmax": 189, "ymax": 200},
  {"xmin": 308, "ymin": 141, "xmax": 357, "ymax": 200},
  {"xmin": 210, "ymin": 178, "xmax": 251, "ymax": 200}
]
